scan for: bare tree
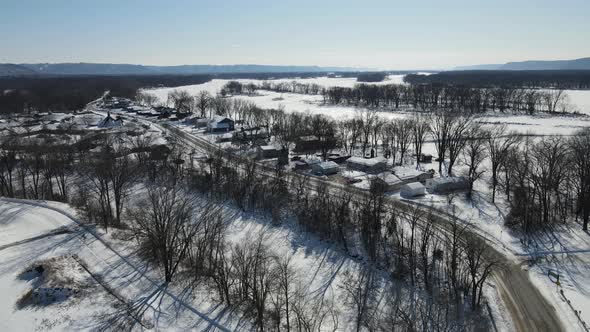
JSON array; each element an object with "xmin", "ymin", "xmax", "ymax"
[
  {"xmin": 195, "ymin": 91, "xmax": 212, "ymax": 118},
  {"xmin": 168, "ymin": 90, "xmax": 194, "ymax": 114},
  {"xmin": 395, "ymin": 119, "xmax": 413, "ymax": 165},
  {"xmin": 430, "ymin": 110, "xmax": 453, "ymax": 174},
  {"xmin": 339, "ymin": 266, "xmax": 379, "ymax": 332},
  {"xmin": 462, "ymin": 125, "xmax": 487, "ymax": 198},
  {"xmin": 486, "ymin": 125, "xmax": 520, "ymax": 202},
  {"xmin": 464, "ymin": 236, "xmax": 497, "ymax": 308},
  {"xmin": 569, "ymin": 129, "xmax": 590, "ymax": 230},
  {"xmin": 543, "ymin": 89, "xmax": 566, "ymax": 113},
  {"xmin": 411, "ymin": 114, "xmax": 430, "ymax": 169},
  {"xmin": 130, "ymin": 183, "xmax": 215, "ymax": 283},
  {"xmin": 446, "ymin": 113, "xmax": 473, "ymax": 176}
]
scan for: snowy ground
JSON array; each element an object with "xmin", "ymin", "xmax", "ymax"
[
  {"xmin": 391, "ymin": 145, "xmax": 590, "ymax": 332},
  {"xmin": 0, "ymin": 196, "xmax": 418, "ymax": 331},
  {"xmin": 144, "ymin": 77, "xmax": 590, "ymax": 136},
  {"xmin": 84, "ymin": 75, "xmax": 590, "ymax": 330}
]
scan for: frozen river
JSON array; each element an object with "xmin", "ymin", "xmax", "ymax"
[{"xmin": 145, "ymin": 76, "xmax": 590, "ymax": 135}]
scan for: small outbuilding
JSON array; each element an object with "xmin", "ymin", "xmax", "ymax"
[
  {"xmin": 426, "ymin": 177, "xmax": 469, "ymax": 194},
  {"xmin": 401, "ymin": 182, "xmax": 426, "ymax": 197},
  {"xmin": 312, "ymin": 161, "xmax": 340, "ymax": 175},
  {"xmin": 346, "ymin": 156, "xmax": 387, "ymax": 174}
]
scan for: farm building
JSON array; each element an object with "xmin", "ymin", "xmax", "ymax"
[
  {"xmin": 347, "ymin": 156, "xmax": 387, "ymax": 174},
  {"xmin": 312, "ymin": 161, "xmax": 340, "ymax": 175},
  {"xmin": 257, "ymin": 145, "xmax": 280, "ymax": 159},
  {"xmin": 401, "ymin": 182, "xmax": 426, "ymax": 197},
  {"xmin": 207, "ymin": 116, "xmax": 235, "ymax": 132},
  {"xmin": 426, "ymin": 177, "xmax": 469, "ymax": 193},
  {"xmin": 392, "ymin": 166, "xmax": 433, "ymax": 183}
]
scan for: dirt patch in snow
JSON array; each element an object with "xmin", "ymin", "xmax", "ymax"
[{"xmin": 16, "ymin": 255, "xmax": 95, "ymax": 309}]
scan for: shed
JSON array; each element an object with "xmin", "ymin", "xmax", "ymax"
[
  {"xmin": 207, "ymin": 116, "xmax": 235, "ymax": 132},
  {"xmin": 346, "ymin": 156, "xmax": 387, "ymax": 174},
  {"xmin": 257, "ymin": 145, "xmax": 280, "ymax": 159},
  {"xmin": 426, "ymin": 177, "xmax": 469, "ymax": 194},
  {"xmin": 312, "ymin": 161, "xmax": 340, "ymax": 175},
  {"xmin": 401, "ymin": 182, "xmax": 426, "ymax": 197}
]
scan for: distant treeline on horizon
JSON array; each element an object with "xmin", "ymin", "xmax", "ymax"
[
  {"xmin": 2, "ymin": 69, "xmax": 590, "ymax": 114},
  {"xmin": 405, "ymin": 70, "xmax": 590, "ymax": 89}
]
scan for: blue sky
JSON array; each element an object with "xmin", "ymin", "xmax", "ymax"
[{"xmin": 1, "ymin": 0, "xmax": 589, "ymax": 69}]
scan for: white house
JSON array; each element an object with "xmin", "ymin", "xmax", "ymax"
[{"xmin": 401, "ymin": 182, "xmax": 426, "ymax": 197}]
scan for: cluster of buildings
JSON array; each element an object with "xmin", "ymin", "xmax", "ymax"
[{"xmin": 100, "ymin": 97, "xmax": 469, "ymax": 199}]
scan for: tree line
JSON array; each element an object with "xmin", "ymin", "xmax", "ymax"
[
  {"xmin": 222, "ymin": 80, "xmax": 574, "ymax": 114},
  {"xmin": 404, "ymin": 70, "xmax": 590, "ymax": 89},
  {"xmin": 0, "ymin": 75, "xmax": 214, "ymax": 115}
]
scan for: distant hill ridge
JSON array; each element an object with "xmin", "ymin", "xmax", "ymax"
[
  {"xmin": 0, "ymin": 62, "xmax": 364, "ymax": 77},
  {"xmin": 455, "ymin": 57, "xmax": 590, "ymax": 71}
]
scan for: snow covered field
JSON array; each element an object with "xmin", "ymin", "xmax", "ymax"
[{"xmin": 145, "ymin": 76, "xmax": 590, "ymax": 136}]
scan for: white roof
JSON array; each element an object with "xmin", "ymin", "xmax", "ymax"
[
  {"xmin": 259, "ymin": 145, "xmax": 277, "ymax": 151},
  {"xmin": 393, "ymin": 166, "xmax": 427, "ymax": 180},
  {"xmin": 317, "ymin": 161, "xmax": 339, "ymax": 169},
  {"xmin": 304, "ymin": 158, "xmax": 322, "ymax": 165},
  {"xmin": 347, "ymin": 156, "xmax": 387, "ymax": 167},
  {"xmin": 428, "ymin": 177, "xmax": 467, "ymax": 185},
  {"xmin": 375, "ymin": 172, "xmax": 403, "ymax": 185},
  {"xmin": 211, "ymin": 115, "xmax": 232, "ymax": 122},
  {"xmin": 402, "ymin": 182, "xmax": 425, "ymax": 190}
]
